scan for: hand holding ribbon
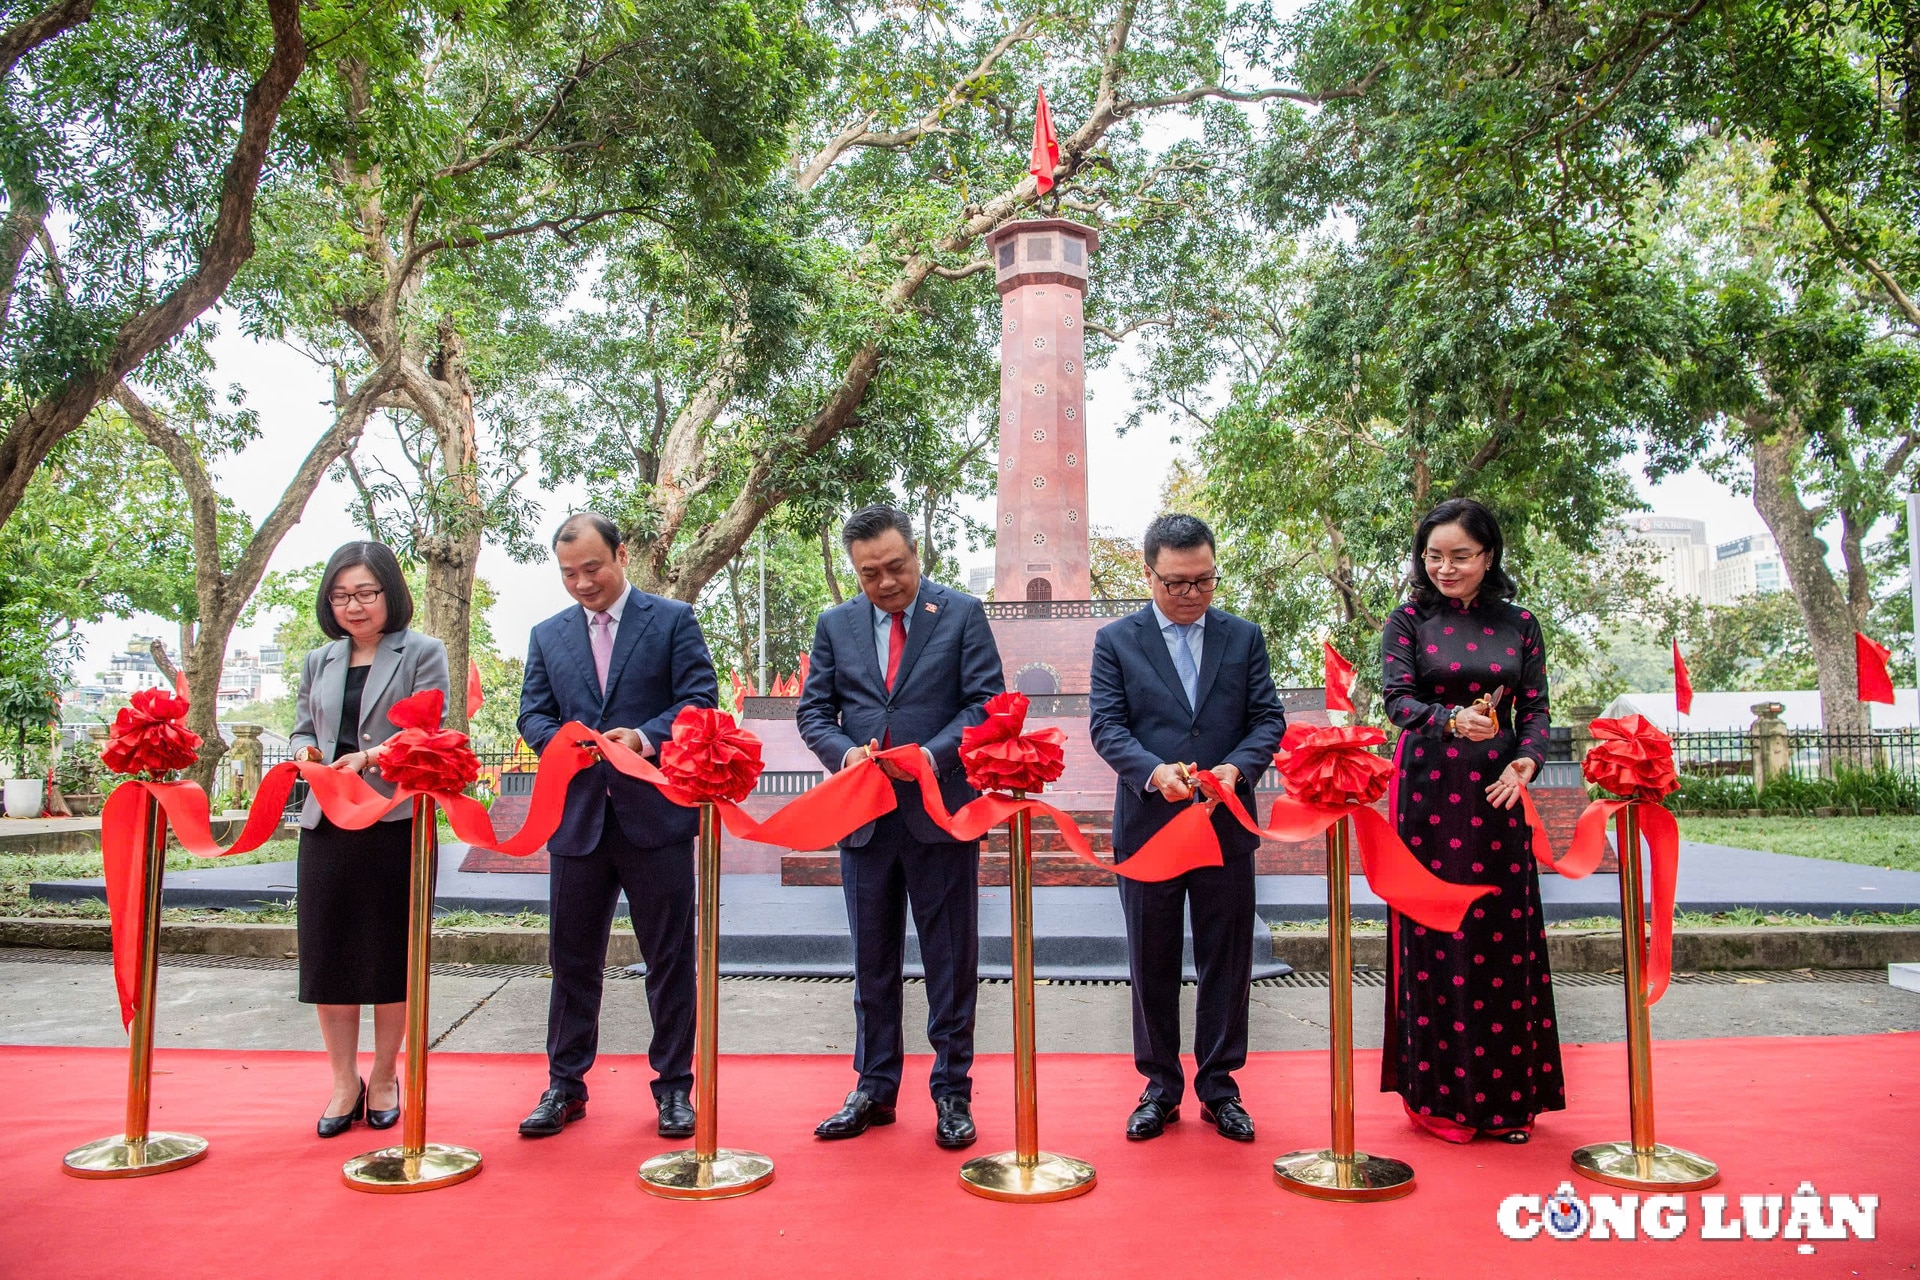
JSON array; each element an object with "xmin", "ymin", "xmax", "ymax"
[{"xmin": 1567, "ymin": 714, "xmax": 1683, "ymax": 1003}]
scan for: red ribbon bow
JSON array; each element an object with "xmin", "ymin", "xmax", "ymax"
[
  {"xmin": 960, "ymin": 692, "xmax": 1066, "ymax": 795},
  {"xmin": 1583, "ymin": 714, "xmax": 1680, "ymax": 800},
  {"xmin": 100, "ymin": 688, "xmax": 202, "ymax": 778},
  {"xmin": 1566, "ymin": 715, "xmax": 1683, "ymax": 1002},
  {"xmin": 658, "ymin": 707, "xmax": 765, "ymax": 804},
  {"xmin": 1271, "ymin": 722, "xmax": 1392, "ymax": 806},
  {"xmin": 377, "ymin": 690, "xmax": 482, "ymax": 795}
]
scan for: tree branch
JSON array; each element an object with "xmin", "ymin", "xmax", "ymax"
[
  {"xmin": 795, "ymin": 16, "xmax": 1039, "ymax": 191},
  {"xmin": 1807, "ymin": 193, "xmax": 1920, "ymax": 334},
  {"xmin": 0, "ymin": 0, "xmax": 92, "ymax": 81},
  {"xmin": 1118, "ymin": 58, "xmax": 1388, "ymax": 115},
  {"xmin": 0, "ymin": 0, "xmax": 306, "ymax": 529}
]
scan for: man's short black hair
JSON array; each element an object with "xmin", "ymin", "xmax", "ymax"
[
  {"xmin": 552, "ymin": 511, "xmax": 623, "ymax": 553},
  {"xmin": 1143, "ymin": 513, "xmax": 1215, "ymax": 566},
  {"xmin": 841, "ymin": 505, "xmax": 916, "ymax": 551},
  {"xmin": 315, "ymin": 541, "xmax": 414, "ymax": 640}
]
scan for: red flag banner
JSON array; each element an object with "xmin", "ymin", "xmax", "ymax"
[
  {"xmin": 1856, "ymin": 631, "xmax": 1896, "ymax": 705},
  {"xmin": 1672, "ymin": 638, "xmax": 1693, "ymax": 716},
  {"xmin": 1029, "ymin": 85, "xmax": 1060, "ymax": 193},
  {"xmin": 467, "ymin": 655, "xmax": 485, "ymax": 720},
  {"xmin": 1323, "ymin": 640, "xmax": 1356, "ymax": 713}
]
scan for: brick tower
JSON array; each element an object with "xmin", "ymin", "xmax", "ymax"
[{"xmin": 988, "ymin": 218, "xmax": 1099, "ymax": 604}]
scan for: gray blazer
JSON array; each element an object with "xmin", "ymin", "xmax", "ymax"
[{"xmin": 289, "ymin": 628, "xmax": 451, "ymax": 827}]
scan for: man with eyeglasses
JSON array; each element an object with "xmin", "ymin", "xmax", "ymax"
[{"xmin": 1089, "ymin": 513, "xmax": 1286, "ymax": 1143}]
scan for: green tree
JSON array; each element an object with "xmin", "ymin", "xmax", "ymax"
[
  {"xmin": 237, "ymin": 0, "xmax": 820, "ymax": 731},
  {"xmin": 0, "ymin": 0, "xmax": 305, "ymax": 525}
]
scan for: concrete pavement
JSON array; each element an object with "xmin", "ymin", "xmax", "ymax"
[{"xmin": 3, "ymin": 951, "xmax": 1917, "ymax": 1062}]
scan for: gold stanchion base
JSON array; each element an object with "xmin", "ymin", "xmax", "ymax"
[
  {"xmin": 1571, "ymin": 1141, "xmax": 1719, "ymax": 1191},
  {"xmin": 638, "ymin": 1148, "xmax": 775, "ymax": 1199},
  {"xmin": 62, "ymin": 1132, "xmax": 209, "ymax": 1179},
  {"xmin": 341, "ymin": 1142, "xmax": 483, "ymax": 1193},
  {"xmin": 958, "ymin": 1151, "xmax": 1097, "ymax": 1202},
  {"xmin": 1272, "ymin": 1148, "xmax": 1416, "ymax": 1202}
]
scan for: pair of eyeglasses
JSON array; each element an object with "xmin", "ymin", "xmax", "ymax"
[
  {"xmin": 1420, "ymin": 549, "xmax": 1485, "ymax": 569},
  {"xmin": 1149, "ymin": 567, "xmax": 1221, "ymax": 597},
  {"xmin": 327, "ymin": 588, "xmax": 385, "ymax": 607}
]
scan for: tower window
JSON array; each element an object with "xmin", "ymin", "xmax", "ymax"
[
  {"xmin": 998, "ymin": 242, "xmax": 1016, "ymax": 267},
  {"xmin": 1026, "ymin": 236, "xmax": 1053, "ymax": 261},
  {"xmin": 1024, "ymin": 580, "xmax": 1053, "ymax": 604}
]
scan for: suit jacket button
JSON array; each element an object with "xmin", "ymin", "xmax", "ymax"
[{"xmin": 1190, "ymin": 728, "xmax": 1200, "ymax": 737}]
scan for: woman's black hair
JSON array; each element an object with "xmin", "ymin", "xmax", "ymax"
[
  {"xmin": 1407, "ymin": 498, "xmax": 1517, "ymax": 608},
  {"xmin": 315, "ymin": 541, "xmax": 414, "ymax": 639}
]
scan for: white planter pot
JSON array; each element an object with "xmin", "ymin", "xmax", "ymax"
[{"xmin": 4, "ymin": 778, "xmax": 45, "ymax": 819}]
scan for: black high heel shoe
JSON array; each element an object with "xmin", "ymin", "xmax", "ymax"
[
  {"xmin": 318, "ymin": 1078, "xmax": 366, "ymax": 1138},
  {"xmin": 366, "ymin": 1079, "xmax": 400, "ymax": 1130}
]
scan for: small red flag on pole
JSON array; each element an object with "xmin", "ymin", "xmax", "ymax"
[
  {"xmin": 1856, "ymin": 632, "xmax": 1896, "ymax": 705},
  {"xmin": 1672, "ymin": 638, "xmax": 1693, "ymax": 716},
  {"xmin": 1029, "ymin": 86, "xmax": 1060, "ymax": 194},
  {"xmin": 467, "ymin": 655, "xmax": 485, "ymax": 720},
  {"xmin": 1323, "ymin": 640, "xmax": 1356, "ymax": 714}
]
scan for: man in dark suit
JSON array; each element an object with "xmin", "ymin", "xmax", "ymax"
[
  {"xmin": 516, "ymin": 512, "xmax": 719, "ymax": 1139},
  {"xmin": 797, "ymin": 505, "xmax": 1004, "ymax": 1148},
  {"xmin": 1089, "ymin": 513, "xmax": 1286, "ymax": 1143}
]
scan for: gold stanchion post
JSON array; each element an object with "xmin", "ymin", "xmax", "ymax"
[
  {"xmin": 1571, "ymin": 805, "xmax": 1718, "ymax": 1190},
  {"xmin": 959, "ymin": 793, "xmax": 1096, "ymax": 1202},
  {"xmin": 1273, "ymin": 815, "xmax": 1415, "ymax": 1201},
  {"xmin": 65, "ymin": 792, "xmax": 210, "ymax": 1178},
  {"xmin": 343, "ymin": 797, "xmax": 483, "ymax": 1192},
  {"xmin": 639, "ymin": 801, "xmax": 774, "ymax": 1198}
]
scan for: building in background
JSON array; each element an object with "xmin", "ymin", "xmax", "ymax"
[
  {"xmin": 966, "ymin": 565, "xmax": 994, "ymax": 597},
  {"xmin": 1617, "ymin": 513, "xmax": 1710, "ymax": 601},
  {"xmin": 1708, "ymin": 532, "xmax": 1785, "ymax": 605}
]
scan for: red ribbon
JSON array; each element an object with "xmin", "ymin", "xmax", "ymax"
[{"xmin": 1565, "ymin": 714, "xmax": 1685, "ymax": 1003}]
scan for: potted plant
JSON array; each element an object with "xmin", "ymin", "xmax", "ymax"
[
  {"xmin": 0, "ymin": 676, "xmax": 59, "ymax": 818},
  {"xmin": 55, "ymin": 737, "xmax": 108, "ymax": 816}
]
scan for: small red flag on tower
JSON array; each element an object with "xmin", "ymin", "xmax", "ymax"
[
  {"xmin": 1672, "ymin": 638, "xmax": 1693, "ymax": 716},
  {"xmin": 1323, "ymin": 640, "xmax": 1356, "ymax": 713},
  {"xmin": 1856, "ymin": 631, "xmax": 1896, "ymax": 705},
  {"xmin": 467, "ymin": 655, "xmax": 485, "ymax": 719},
  {"xmin": 1029, "ymin": 86, "xmax": 1060, "ymax": 194}
]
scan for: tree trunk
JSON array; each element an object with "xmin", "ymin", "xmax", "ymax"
[
  {"xmin": 410, "ymin": 318, "xmax": 484, "ymax": 733},
  {"xmin": 1749, "ymin": 419, "xmax": 1872, "ymax": 736}
]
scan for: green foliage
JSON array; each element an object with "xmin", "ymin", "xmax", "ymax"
[
  {"xmin": 1678, "ymin": 591, "xmax": 1819, "ymax": 692},
  {"xmin": 697, "ymin": 523, "xmax": 839, "ymax": 701},
  {"xmin": 1669, "ymin": 766, "xmax": 1920, "ymax": 816}
]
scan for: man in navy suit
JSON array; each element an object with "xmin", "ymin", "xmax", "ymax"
[
  {"xmin": 797, "ymin": 505, "xmax": 1004, "ymax": 1148},
  {"xmin": 515, "ymin": 512, "xmax": 719, "ymax": 1139},
  {"xmin": 1090, "ymin": 513, "xmax": 1286, "ymax": 1143}
]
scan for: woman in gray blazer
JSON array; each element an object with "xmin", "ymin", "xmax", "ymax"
[{"xmin": 288, "ymin": 541, "xmax": 449, "ymax": 1137}]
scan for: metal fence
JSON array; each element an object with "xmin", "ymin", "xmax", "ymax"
[{"xmin": 1669, "ymin": 729, "xmax": 1920, "ymax": 781}]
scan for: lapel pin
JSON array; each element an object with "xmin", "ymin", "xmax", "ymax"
[{"xmin": 925, "ymin": 602, "xmax": 938, "ymax": 613}]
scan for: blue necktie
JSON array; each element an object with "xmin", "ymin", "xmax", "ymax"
[{"xmin": 1171, "ymin": 623, "xmax": 1199, "ymax": 709}]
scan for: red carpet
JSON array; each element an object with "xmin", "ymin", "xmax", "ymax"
[{"xmin": 2, "ymin": 1037, "xmax": 1913, "ymax": 1278}]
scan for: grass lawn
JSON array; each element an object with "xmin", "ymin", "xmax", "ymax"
[{"xmin": 1679, "ymin": 814, "xmax": 1920, "ymax": 873}]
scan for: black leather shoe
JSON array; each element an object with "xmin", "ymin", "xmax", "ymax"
[
  {"xmin": 814, "ymin": 1090, "xmax": 896, "ymax": 1139},
  {"xmin": 657, "ymin": 1089, "xmax": 695, "ymax": 1139},
  {"xmin": 1201, "ymin": 1097, "xmax": 1256, "ymax": 1142},
  {"xmin": 1126, "ymin": 1093, "xmax": 1179, "ymax": 1140},
  {"xmin": 365, "ymin": 1078, "xmax": 400, "ymax": 1130},
  {"xmin": 317, "ymin": 1078, "xmax": 365, "ymax": 1139},
  {"xmin": 519, "ymin": 1088, "xmax": 586, "ymax": 1137},
  {"xmin": 934, "ymin": 1095, "xmax": 976, "ymax": 1149}
]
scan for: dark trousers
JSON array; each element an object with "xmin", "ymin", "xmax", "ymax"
[
  {"xmin": 841, "ymin": 810, "xmax": 980, "ymax": 1105},
  {"xmin": 1117, "ymin": 854, "xmax": 1255, "ymax": 1107},
  {"xmin": 546, "ymin": 803, "xmax": 695, "ymax": 1102}
]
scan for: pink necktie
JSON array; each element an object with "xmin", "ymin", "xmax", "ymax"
[{"xmin": 590, "ymin": 611, "xmax": 613, "ymax": 695}]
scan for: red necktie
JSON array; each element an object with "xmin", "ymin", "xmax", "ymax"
[{"xmin": 884, "ymin": 611, "xmax": 907, "ymax": 691}]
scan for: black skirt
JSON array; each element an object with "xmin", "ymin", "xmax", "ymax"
[{"xmin": 297, "ymin": 815, "xmax": 420, "ymax": 1005}]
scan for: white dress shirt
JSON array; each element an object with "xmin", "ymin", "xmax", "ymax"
[{"xmin": 586, "ymin": 591, "xmax": 652, "ymax": 755}]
